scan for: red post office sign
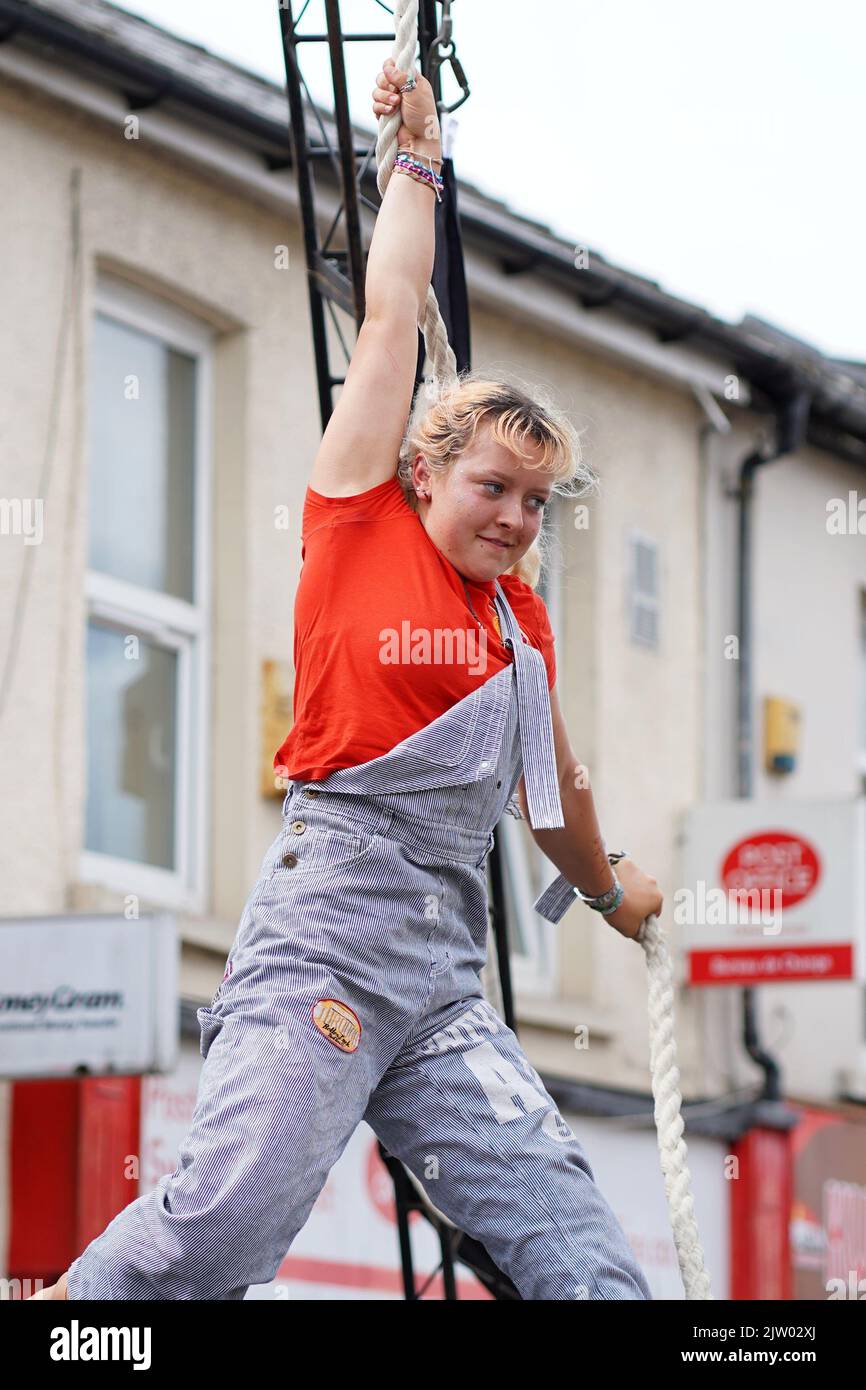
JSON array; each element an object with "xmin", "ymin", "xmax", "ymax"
[{"xmin": 679, "ymin": 801, "xmax": 865, "ymax": 986}]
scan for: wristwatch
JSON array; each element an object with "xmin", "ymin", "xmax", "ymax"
[{"xmin": 574, "ymin": 850, "xmax": 629, "ymax": 916}]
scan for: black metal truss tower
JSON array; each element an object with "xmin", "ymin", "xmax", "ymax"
[{"xmin": 277, "ymin": 0, "xmax": 470, "ymax": 425}]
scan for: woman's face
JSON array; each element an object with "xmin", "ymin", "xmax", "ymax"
[{"xmin": 412, "ymin": 423, "xmax": 553, "ymax": 583}]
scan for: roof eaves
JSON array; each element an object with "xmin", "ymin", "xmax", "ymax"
[{"xmin": 7, "ymin": 0, "xmax": 866, "ymax": 448}]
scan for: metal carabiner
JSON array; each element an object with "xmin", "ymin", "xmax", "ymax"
[{"xmin": 427, "ymin": 35, "xmax": 471, "ymax": 114}]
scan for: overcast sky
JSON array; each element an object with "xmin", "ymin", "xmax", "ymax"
[{"xmin": 115, "ymin": 0, "xmax": 866, "ymax": 361}]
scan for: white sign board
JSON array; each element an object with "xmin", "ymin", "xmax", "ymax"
[
  {"xmin": 0, "ymin": 913, "xmax": 178, "ymax": 1077},
  {"xmin": 679, "ymin": 799, "xmax": 865, "ymax": 986}
]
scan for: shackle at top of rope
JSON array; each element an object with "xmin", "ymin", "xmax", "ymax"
[{"xmin": 426, "ymin": 0, "xmax": 470, "ymax": 113}]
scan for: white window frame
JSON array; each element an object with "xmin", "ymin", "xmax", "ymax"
[
  {"xmin": 628, "ymin": 528, "xmax": 660, "ymax": 649},
  {"xmin": 79, "ymin": 276, "xmax": 213, "ymax": 913}
]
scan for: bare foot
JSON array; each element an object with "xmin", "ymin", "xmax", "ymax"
[{"xmin": 27, "ymin": 1271, "xmax": 68, "ymax": 1300}]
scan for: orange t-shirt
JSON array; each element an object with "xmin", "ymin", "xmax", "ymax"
[{"xmin": 274, "ymin": 476, "xmax": 556, "ymax": 782}]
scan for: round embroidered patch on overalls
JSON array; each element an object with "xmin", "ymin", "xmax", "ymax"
[{"xmin": 312, "ymin": 998, "xmax": 361, "ymax": 1052}]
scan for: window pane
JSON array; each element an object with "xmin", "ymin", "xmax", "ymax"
[
  {"xmin": 503, "ymin": 863, "xmax": 530, "ymax": 958},
  {"xmin": 88, "ymin": 313, "xmax": 196, "ymax": 600},
  {"xmin": 85, "ymin": 621, "xmax": 178, "ymax": 869}
]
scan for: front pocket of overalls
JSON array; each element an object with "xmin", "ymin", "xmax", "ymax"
[{"xmin": 269, "ymin": 823, "xmax": 375, "ymax": 877}]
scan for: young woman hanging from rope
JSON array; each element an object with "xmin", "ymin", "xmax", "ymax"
[{"xmin": 38, "ymin": 57, "xmax": 664, "ymax": 1303}]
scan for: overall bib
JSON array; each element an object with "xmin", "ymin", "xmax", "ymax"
[{"xmin": 66, "ymin": 582, "xmax": 651, "ymax": 1302}]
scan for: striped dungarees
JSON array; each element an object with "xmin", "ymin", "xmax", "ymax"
[{"xmin": 66, "ymin": 581, "xmax": 651, "ymax": 1301}]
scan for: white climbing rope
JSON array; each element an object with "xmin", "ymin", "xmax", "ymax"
[
  {"xmin": 635, "ymin": 914, "xmax": 713, "ymax": 1298},
  {"xmin": 378, "ymin": 0, "xmax": 712, "ymax": 1302},
  {"xmin": 376, "ymin": 1, "xmax": 457, "ymax": 390}
]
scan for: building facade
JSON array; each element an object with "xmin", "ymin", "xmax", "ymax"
[{"xmin": 1, "ymin": 0, "xmax": 865, "ymax": 1297}]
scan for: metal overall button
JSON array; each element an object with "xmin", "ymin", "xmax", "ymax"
[
  {"xmin": 277, "ymin": 819, "xmax": 305, "ymax": 868},
  {"xmin": 304, "ymin": 787, "xmax": 320, "ymax": 798},
  {"xmin": 479, "ymin": 759, "xmax": 503, "ymax": 788}
]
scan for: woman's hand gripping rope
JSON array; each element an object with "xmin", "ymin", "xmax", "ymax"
[{"xmin": 371, "ymin": 55, "xmax": 441, "ymax": 147}]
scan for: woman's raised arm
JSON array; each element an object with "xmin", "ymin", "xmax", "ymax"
[{"xmin": 308, "ymin": 59, "xmax": 442, "ymax": 498}]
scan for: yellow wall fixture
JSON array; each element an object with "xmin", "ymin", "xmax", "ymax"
[
  {"xmin": 764, "ymin": 695, "xmax": 801, "ymax": 774},
  {"xmin": 260, "ymin": 659, "xmax": 294, "ymax": 797}
]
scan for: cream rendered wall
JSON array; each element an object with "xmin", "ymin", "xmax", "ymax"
[
  {"xmin": 700, "ymin": 422, "xmax": 866, "ymax": 1104},
  {"xmin": 587, "ymin": 364, "xmax": 704, "ymax": 1093},
  {"xmin": 731, "ymin": 443, "xmax": 865, "ymax": 1103},
  {"xmin": 2, "ymin": 78, "xmax": 707, "ymax": 1112},
  {"xmin": 752, "ymin": 447, "xmax": 865, "ymax": 802}
]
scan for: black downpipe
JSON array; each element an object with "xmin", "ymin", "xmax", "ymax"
[{"xmin": 736, "ymin": 386, "xmax": 811, "ymax": 1101}]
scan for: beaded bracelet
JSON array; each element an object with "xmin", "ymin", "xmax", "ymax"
[
  {"xmin": 394, "ymin": 150, "xmax": 443, "ymax": 203},
  {"xmin": 394, "ymin": 153, "xmax": 443, "ymax": 201},
  {"xmin": 397, "ymin": 154, "xmax": 444, "ymax": 177},
  {"xmin": 394, "ymin": 166, "xmax": 443, "ymax": 200},
  {"xmin": 599, "ymin": 879, "xmax": 626, "ymax": 916}
]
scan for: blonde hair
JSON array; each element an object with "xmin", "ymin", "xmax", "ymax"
[{"xmin": 397, "ymin": 370, "xmax": 597, "ymax": 588}]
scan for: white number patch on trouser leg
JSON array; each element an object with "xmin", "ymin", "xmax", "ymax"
[
  {"xmin": 417, "ymin": 998, "xmax": 576, "ymax": 1140},
  {"xmin": 463, "ymin": 1040, "xmax": 576, "ymax": 1141}
]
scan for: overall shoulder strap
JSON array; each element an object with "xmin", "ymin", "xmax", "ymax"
[{"xmin": 494, "ymin": 581, "xmax": 564, "ymax": 830}]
